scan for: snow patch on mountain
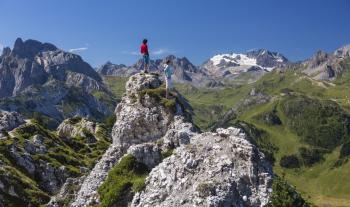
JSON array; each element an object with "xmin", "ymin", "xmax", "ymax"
[{"xmin": 210, "ymin": 53, "xmax": 275, "ymax": 71}]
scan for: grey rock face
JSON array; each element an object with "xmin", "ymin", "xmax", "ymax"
[
  {"xmin": 127, "ymin": 143, "xmax": 161, "ymax": 169},
  {"xmin": 97, "ymin": 61, "xmax": 130, "ymax": 76},
  {"xmin": 0, "ymin": 38, "xmax": 103, "ymax": 98},
  {"xmin": 246, "ymin": 49, "xmax": 288, "ymax": 68},
  {"xmin": 0, "ymin": 38, "xmax": 112, "ymax": 122},
  {"xmin": 334, "ymin": 44, "xmax": 350, "ymax": 58},
  {"xmin": 132, "ymin": 127, "xmax": 273, "ymax": 207},
  {"xmin": 8, "ymin": 142, "xmax": 69, "ymax": 194},
  {"xmin": 24, "ymin": 135, "xmax": 47, "ymax": 154},
  {"xmin": 161, "ymin": 116, "xmax": 197, "ymax": 149},
  {"xmin": 48, "ymin": 177, "xmax": 85, "ymax": 207},
  {"xmin": 302, "ymin": 44, "xmax": 350, "ymax": 80},
  {"xmin": 71, "ymin": 73, "xmax": 197, "ymax": 207},
  {"xmin": 71, "ymin": 146, "xmax": 123, "ymax": 207},
  {"xmin": 57, "ymin": 117, "xmax": 97, "ymax": 140},
  {"xmin": 0, "ymin": 110, "xmax": 24, "ymax": 133}
]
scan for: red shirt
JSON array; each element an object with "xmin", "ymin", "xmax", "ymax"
[{"xmin": 140, "ymin": 43, "xmax": 149, "ymax": 55}]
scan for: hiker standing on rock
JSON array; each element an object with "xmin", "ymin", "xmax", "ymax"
[
  {"xmin": 140, "ymin": 39, "xmax": 150, "ymax": 73},
  {"xmin": 164, "ymin": 59, "xmax": 174, "ymax": 99}
]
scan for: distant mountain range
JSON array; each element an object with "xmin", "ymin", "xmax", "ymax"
[
  {"xmin": 1, "ymin": 38, "xmax": 349, "ymax": 124},
  {"xmin": 97, "ymin": 55, "xmax": 216, "ymax": 86},
  {"xmin": 98, "ymin": 44, "xmax": 350, "ymax": 86},
  {"xmin": 97, "ymin": 49, "xmax": 290, "ymax": 86}
]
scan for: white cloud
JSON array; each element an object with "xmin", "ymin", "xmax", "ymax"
[
  {"xmin": 247, "ymin": 48, "xmax": 258, "ymax": 52},
  {"xmin": 152, "ymin": 48, "xmax": 170, "ymax": 55},
  {"xmin": 69, "ymin": 47, "xmax": 88, "ymax": 53},
  {"xmin": 122, "ymin": 48, "xmax": 175, "ymax": 56},
  {"xmin": 122, "ymin": 51, "xmax": 139, "ymax": 56}
]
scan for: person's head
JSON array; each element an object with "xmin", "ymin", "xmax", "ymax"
[
  {"xmin": 142, "ymin": 39, "xmax": 148, "ymax": 44},
  {"xmin": 166, "ymin": 59, "xmax": 172, "ymax": 65}
]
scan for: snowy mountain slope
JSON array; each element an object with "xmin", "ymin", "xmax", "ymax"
[{"xmin": 201, "ymin": 49, "xmax": 289, "ymax": 82}]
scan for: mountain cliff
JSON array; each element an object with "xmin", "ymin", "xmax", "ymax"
[
  {"xmin": 301, "ymin": 44, "xmax": 350, "ymax": 80},
  {"xmin": 0, "ymin": 38, "xmax": 114, "ymax": 123}
]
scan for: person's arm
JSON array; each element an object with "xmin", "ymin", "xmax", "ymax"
[
  {"xmin": 164, "ymin": 66, "xmax": 169, "ymax": 77},
  {"xmin": 145, "ymin": 45, "xmax": 149, "ymax": 55}
]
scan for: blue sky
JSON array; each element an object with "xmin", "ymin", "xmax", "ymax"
[{"xmin": 1, "ymin": 0, "xmax": 350, "ymax": 67}]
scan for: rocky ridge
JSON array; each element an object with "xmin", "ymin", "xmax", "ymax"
[
  {"xmin": 132, "ymin": 127, "xmax": 273, "ymax": 207},
  {"xmin": 0, "ymin": 115, "xmax": 110, "ymax": 206},
  {"xmin": 71, "ymin": 73, "xmax": 197, "ymax": 206},
  {"xmin": 70, "ymin": 73, "xmax": 273, "ymax": 207},
  {"xmin": 302, "ymin": 44, "xmax": 350, "ymax": 80},
  {"xmin": 0, "ymin": 110, "xmax": 24, "ymax": 138}
]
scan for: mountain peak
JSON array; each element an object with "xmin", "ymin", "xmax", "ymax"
[
  {"xmin": 334, "ymin": 44, "xmax": 350, "ymax": 58},
  {"xmin": 12, "ymin": 38, "xmax": 58, "ymax": 58},
  {"xmin": 207, "ymin": 49, "xmax": 287, "ymax": 71}
]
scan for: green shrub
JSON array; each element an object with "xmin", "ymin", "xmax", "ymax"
[
  {"xmin": 98, "ymin": 155, "xmax": 149, "ymax": 207},
  {"xmin": 138, "ymin": 86, "xmax": 177, "ymax": 112},
  {"xmin": 161, "ymin": 149, "xmax": 174, "ymax": 160},
  {"xmin": 334, "ymin": 140, "xmax": 350, "ymax": 166},
  {"xmin": 281, "ymin": 96, "xmax": 350, "ymax": 150},
  {"xmin": 81, "ymin": 128, "xmax": 96, "ymax": 143},
  {"xmin": 255, "ymin": 110, "xmax": 282, "ymax": 125},
  {"xmin": 160, "ymin": 98, "xmax": 176, "ymax": 111},
  {"xmin": 196, "ymin": 182, "xmax": 216, "ymax": 197},
  {"xmin": 280, "ymin": 155, "xmax": 300, "ymax": 168},
  {"xmin": 32, "ymin": 111, "xmax": 59, "ymax": 129},
  {"xmin": 340, "ymin": 140, "xmax": 350, "ymax": 159},
  {"xmin": 68, "ymin": 116, "xmax": 82, "ymax": 125},
  {"xmin": 138, "ymin": 86, "xmax": 166, "ymax": 101},
  {"xmin": 235, "ymin": 122, "xmax": 278, "ymax": 165},
  {"xmin": 0, "ymin": 166, "xmax": 50, "ymax": 207},
  {"xmin": 298, "ymin": 147, "xmax": 325, "ymax": 166},
  {"xmin": 103, "ymin": 115, "xmax": 116, "ymax": 130},
  {"xmin": 266, "ymin": 176, "xmax": 311, "ymax": 207}
]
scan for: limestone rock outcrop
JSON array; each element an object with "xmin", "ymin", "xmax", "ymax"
[
  {"xmin": 132, "ymin": 127, "xmax": 273, "ymax": 207},
  {"xmin": 71, "ymin": 73, "xmax": 274, "ymax": 207},
  {"xmin": 0, "ymin": 110, "xmax": 24, "ymax": 138},
  {"xmin": 71, "ymin": 73, "xmax": 197, "ymax": 206}
]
